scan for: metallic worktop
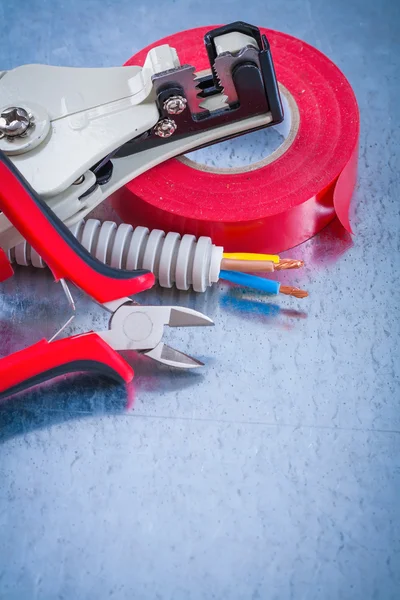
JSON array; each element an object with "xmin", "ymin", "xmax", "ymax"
[{"xmin": 0, "ymin": 0, "xmax": 399, "ymax": 598}]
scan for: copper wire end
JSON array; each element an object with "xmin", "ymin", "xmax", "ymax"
[
  {"xmin": 280, "ymin": 285, "xmax": 308, "ymax": 298},
  {"xmin": 275, "ymin": 259, "xmax": 305, "ymax": 270}
]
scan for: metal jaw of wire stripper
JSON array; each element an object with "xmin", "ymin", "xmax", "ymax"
[{"xmin": 0, "ymin": 21, "xmax": 283, "ymax": 253}]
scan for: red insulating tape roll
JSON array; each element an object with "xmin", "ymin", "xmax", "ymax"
[{"xmin": 112, "ymin": 27, "xmax": 359, "ymax": 253}]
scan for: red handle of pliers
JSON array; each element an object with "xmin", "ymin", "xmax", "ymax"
[
  {"xmin": 0, "ymin": 248, "xmax": 14, "ymax": 282},
  {"xmin": 0, "ymin": 152, "xmax": 155, "ymax": 302},
  {"xmin": 0, "ymin": 332, "xmax": 133, "ymax": 401}
]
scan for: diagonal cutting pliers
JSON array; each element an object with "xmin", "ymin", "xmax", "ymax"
[{"xmin": 0, "ymin": 151, "xmax": 213, "ymax": 400}]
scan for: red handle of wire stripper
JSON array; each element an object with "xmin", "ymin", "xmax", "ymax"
[
  {"xmin": 0, "ymin": 151, "xmax": 155, "ymax": 303},
  {"xmin": 0, "ymin": 332, "xmax": 133, "ymax": 401}
]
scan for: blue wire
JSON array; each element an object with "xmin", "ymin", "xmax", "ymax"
[{"xmin": 219, "ymin": 270, "xmax": 281, "ymax": 294}]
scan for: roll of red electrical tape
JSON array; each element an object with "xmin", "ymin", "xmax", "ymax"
[{"xmin": 112, "ymin": 26, "xmax": 359, "ymax": 253}]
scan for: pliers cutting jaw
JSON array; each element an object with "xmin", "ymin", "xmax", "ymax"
[{"xmin": 100, "ymin": 299, "xmax": 214, "ymax": 368}]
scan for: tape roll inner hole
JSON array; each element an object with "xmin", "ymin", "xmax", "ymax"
[{"xmin": 179, "ymin": 84, "xmax": 298, "ymax": 173}]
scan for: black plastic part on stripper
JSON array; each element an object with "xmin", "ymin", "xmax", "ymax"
[
  {"xmin": 204, "ymin": 21, "xmax": 283, "ymax": 123},
  {"xmin": 203, "ymin": 20, "xmax": 264, "ymax": 93}
]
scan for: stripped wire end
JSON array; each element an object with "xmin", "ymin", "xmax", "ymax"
[
  {"xmin": 280, "ymin": 285, "xmax": 308, "ymax": 299},
  {"xmin": 275, "ymin": 259, "xmax": 305, "ymax": 270}
]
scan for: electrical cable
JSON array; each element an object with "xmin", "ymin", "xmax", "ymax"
[{"xmin": 9, "ymin": 218, "xmax": 307, "ymax": 297}]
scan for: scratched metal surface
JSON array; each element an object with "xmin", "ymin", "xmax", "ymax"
[{"xmin": 0, "ymin": 1, "xmax": 399, "ymax": 599}]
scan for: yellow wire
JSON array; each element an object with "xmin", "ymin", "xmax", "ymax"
[{"xmin": 222, "ymin": 252, "xmax": 280, "ymax": 264}]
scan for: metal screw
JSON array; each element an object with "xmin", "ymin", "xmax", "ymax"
[
  {"xmin": 0, "ymin": 107, "xmax": 34, "ymax": 139},
  {"xmin": 154, "ymin": 118, "xmax": 177, "ymax": 138},
  {"xmin": 163, "ymin": 95, "xmax": 187, "ymax": 115}
]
